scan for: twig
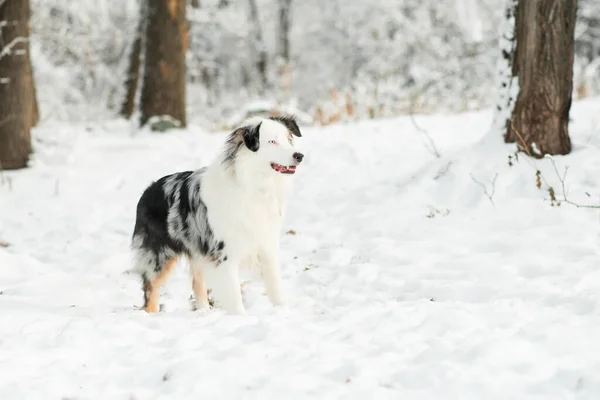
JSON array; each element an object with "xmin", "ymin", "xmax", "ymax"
[
  {"xmin": 470, "ymin": 173, "xmax": 498, "ymax": 206},
  {"xmin": 409, "ymin": 112, "xmax": 441, "ymax": 158},
  {"xmin": 409, "ymin": 93, "xmax": 441, "ymax": 158},
  {"xmin": 510, "ymin": 119, "xmax": 531, "ymax": 156},
  {"xmin": 433, "ymin": 161, "xmax": 452, "ymax": 180},
  {"xmin": 547, "ymin": 157, "xmax": 600, "ymax": 209},
  {"xmin": 55, "ymin": 319, "xmax": 74, "ymax": 340}
]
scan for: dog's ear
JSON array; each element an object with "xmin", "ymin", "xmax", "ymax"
[
  {"xmin": 270, "ymin": 116, "xmax": 302, "ymax": 137},
  {"xmin": 241, "ymin": 122, "xmax": 261, "ymax": 152}
]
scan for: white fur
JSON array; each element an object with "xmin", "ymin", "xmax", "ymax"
[{"xmin": 194, "ymin": 118, "xmax": 301, "ymax": 314}]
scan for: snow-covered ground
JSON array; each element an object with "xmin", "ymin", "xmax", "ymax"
[{"xmin": 2, "ymin": 99, "xmax": 600, "ymax": 399}]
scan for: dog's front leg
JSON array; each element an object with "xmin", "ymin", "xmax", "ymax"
[
  {"xmin": 260, "ymin": 245, "xmax": 285, "ymax": 306},
  {"xmin": 204, "ymin": 259, "xmax": 246, "ymax": 315}
]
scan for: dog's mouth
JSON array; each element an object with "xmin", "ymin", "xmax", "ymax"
[{"xmin": 270, "ymin": 163, "xmax": 297, "ymax": 174}]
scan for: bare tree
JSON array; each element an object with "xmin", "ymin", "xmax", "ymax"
[
  {"xmin": 120, "ymin": 7, "xmax": 144, "ymax": 119},
  {"xmin": 508, "ymin": 0, "xmax": 577, "ymax": 157},
  {"xmin": 139, "ymin": 0, "xmax": 188, "ymax": 128},
  {"xmin": 276, "ymin": 0, "xmax": 293, "ymax": 99},
  {"xmin": 248, "ymin": 0, "xmax": 268, "ymax": 90},
  {"xmin": 0, "ymin": 0, "xmax": 37, "ymax": 170},
  {"xmin": 277, "ymin": 0, "xmax": 292, "ymax": 64}
]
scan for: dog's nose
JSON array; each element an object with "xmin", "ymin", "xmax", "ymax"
[{"xmin": 293, "ymin": 152, "xmax": 304, "ymax": 163}]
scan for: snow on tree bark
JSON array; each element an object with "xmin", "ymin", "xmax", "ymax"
[
  {"xmin": 493, "ymin": 0, "xmax": 518, "ymax": 143},
  {"xmin": 509, "ymin": 0, "xmax": 576, "ymax": 157},
  {"xmin": 0, "ymin": 0, "xmax": 37, "ymax": 170},
  {"xmin": 139, "ymin": 0, "xmax": 187, "ymax": 128}
]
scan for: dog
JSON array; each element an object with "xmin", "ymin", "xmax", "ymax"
[{"xmin": 131, "ymin": 116, "xmax": 303, "ymax": 314}]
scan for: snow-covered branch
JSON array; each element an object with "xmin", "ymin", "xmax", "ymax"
[{"xmin": 0, "ymin": 37, "xmax": 28, "ymax": 60}]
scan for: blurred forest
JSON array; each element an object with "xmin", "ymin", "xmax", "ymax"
[{"xmin": 26, "ymin": 0, "xmax": 600, "ymax": 128}]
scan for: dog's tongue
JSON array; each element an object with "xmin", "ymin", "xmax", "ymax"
[{"xmin": 272, "ymin": 163, "xmax": 296, "ymax": 174}]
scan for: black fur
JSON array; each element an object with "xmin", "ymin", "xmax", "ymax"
[
  {"xmin": 133, "ymin": 175, "xmax": 187, "ymax": 261},
  {"xmin": 242, "ymin": 122, "xmax": 261, "ymax": 152},
  {"xmin": 270, "ymin": 116, "xmax": 302, "ymax": 137},
  {"xmin": 142, "ymin": 274, "xmax": 152, "ymax": 308},
  {"xmin": 132, "ymin": 169, "xmax": 227, "ymax": 284},
  {"xmin": 222, "ymin": 122, "xmax": 262, "ymax": 168}
]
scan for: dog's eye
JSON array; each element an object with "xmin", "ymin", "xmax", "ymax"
[{"xmin": 268, "ymin": 140, "xmax": 277, "ymax": 145}]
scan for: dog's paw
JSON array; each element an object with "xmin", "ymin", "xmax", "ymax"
[{"xmin": 268, "ymin": 292, "xmax": 286, "ymax": 306}]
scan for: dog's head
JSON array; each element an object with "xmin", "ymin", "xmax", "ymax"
[{"xmin": 223, "ymin": 116, "xmax": 304, "ymax": 175}]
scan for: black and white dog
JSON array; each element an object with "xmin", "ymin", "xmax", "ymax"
[{"xmin": 131, "ymin": 116, "xmax": 303, "ymax": 314}]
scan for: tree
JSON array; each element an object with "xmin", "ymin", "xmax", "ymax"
[
  {"xmin": 248, "ymin": 0, "xmax": 268, "ymax": 90},
  {"xmin": 277, "ymin": 0, "xmax": 292, "ymax": 64},
  {"xmin": 120, "ymin": 8, "xmax": 144, "ymax": 119},
  {"xmin": 276, "ymin": 0, "xmax": 293, "ymax": 99},
  {"xmin": 139, "ymin": 0, "xmax": 188, "ymax": 128},
  {"xmin": 507, "ymin": 0, "xmax": 577, "ymax": 157},
  {"xmin": 0, "ymin": 0, "xmax": 37, "ymax": 170}
]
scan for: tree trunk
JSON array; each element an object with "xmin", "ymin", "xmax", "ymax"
[
  {"xmin": 120, "ymin": 9, "xmax": 144, "ymax": 119},
  {"xmin": 248, "ymin": 0, "xmax": 268, "ymax": 90},
  {"xmin": 31, "ymin": 74, "xmax": 39, "ymax": 126},
  {"xmin": 140, "ymin": 0, "xmax": 188, "ymax": 128},
  {"xmin": 29, "ymin": 34, "xmax": 39, "ymax": 127},
  {"xmin": 277, "ymin": 0, "xmax": 292, "ymax": 64},
  {"xmin": 0, "ymin": 0, "xmax": 36, "ymax": 170},
  {"xmin": 509, "ymin": 0, "xmax": 577, "ymax": 157}
]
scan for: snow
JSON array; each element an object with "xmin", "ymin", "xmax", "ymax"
[{"xmin": 2, "ymin": 98, "xmax": 600, "ymax": 399}]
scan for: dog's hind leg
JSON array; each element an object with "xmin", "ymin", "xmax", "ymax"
[
  {"xmin": 204, "ymin": 258, "xmax": 246, "ymax": 315},
  {"xmin": 142, "ymin": 257, "xmax": 177, "ymax": 313},
  {"xmin": 190, "ymin": 259, "xmax": 210, "ymax": 310}
]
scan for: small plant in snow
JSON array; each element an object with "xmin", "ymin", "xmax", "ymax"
[
  {"xmin": 507, "ymin": 151, "xmax": 519, "ymax": 167},
  {"xmin": 509, "ymin": 121, "xmax": 600, "ymax": 209},
  {"xmin": 426, "ymin": 205, "xmax": 450, "ymax": 219}
]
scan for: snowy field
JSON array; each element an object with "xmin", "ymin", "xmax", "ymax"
[{"xmin": 2, "ymin": 99, "xmax": 600, "ymax": 399}]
